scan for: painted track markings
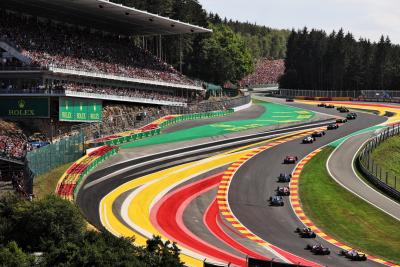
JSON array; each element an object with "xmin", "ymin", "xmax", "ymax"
[{"xmin": 290, "ymin": 148, "xmax": 400, "ymax": 267}]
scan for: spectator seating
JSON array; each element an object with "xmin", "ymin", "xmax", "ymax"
[
  {"xmin": 0, "ymin": 10, "xmax": 195, "ymax": 86},
  {"xmin": 240, "ymin": 59, "xmax": 284, "ymax": 87}
]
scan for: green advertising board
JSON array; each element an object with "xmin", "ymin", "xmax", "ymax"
[
  {"xmin": 0, "ymin": 97, "xmax": 49, "ymax": 118},
  {"xmin": 59, "ymin": 97, "xmax": 102, "ymax": 122}
]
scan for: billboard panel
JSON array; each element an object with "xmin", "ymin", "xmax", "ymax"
[
  {"xmin": 0, "ymin": 97, "xmax": 49, "ymax": 118},
  {"xmin": 59, "ymin": 97, "xmax": 102, "ymax": 122}
]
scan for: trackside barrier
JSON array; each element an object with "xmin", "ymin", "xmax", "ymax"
[
  {"xmin": 91, "ymin": 109, "xmax": 234, "ymax": 147},
  {"xmin": 55, "ymin": 145, "xmax": 119, "ymax": 201},
  {"xmin": 357, "ymin": 125, "xmax": 400, "ymax": 201}
]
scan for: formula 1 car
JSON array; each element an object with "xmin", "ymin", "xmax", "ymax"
[
  {"xmin": 337, "ymin": 107, "xmax": 349, "ymax": 113},
  {"xmin": 286, "ymin": 98, "xmax": 294, "ymax": 102},
  {"xmin": 283, "ymin": 156, "xmax": 298, "ymax": 164},
  {"xmin": 339, "ymin": 249, "xmax": 367, "ymax": 261},
  {"xmin": 312, "ymin": 131, "xmax": 326, "ymax": 138},
  {"xmin": 349, "ymin": 112, "xmax": 357, "ymax": 118},
  {"xmin": 317, "ymin": 103, "xmax": 326, "ymax": 107},
  {"xmin": 269, "ymin": 196, "xmax": 284, "ymax": 206},
  {"xmin": 295, "ymin": 227, "xmax": 317, "ymax": 238},
  {"xmin": 327, "ymin": 123, "xmax": 339, "ymax": 130},
  {"xmin": 336, "ymin": 118, "xmax": 348, "ymax": 123},
  {"xmin": 278, "ymin": 173, "xmax": 292, "ymax": 182},
  {"xmin": 302, "ymin": 136, "xmax": 316, "ymax": 144},
  {"xmin": 325, "ymin": 104, "xmax": 335, "ymax": 108},
  {"xmin": 306, "ymin": 244, "xmax": 331, "ymax": 255},
  {"xmin": 276, "ymin": 186, "xmax": 290, "ymax": 196},
  {"xmin": 346, "ymin": 113, "xmax": 356, "ymax": 120}
]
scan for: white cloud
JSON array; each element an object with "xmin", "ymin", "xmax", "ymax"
[{"xmin": 198, "ymin": 0, "xmax": 400, "ymax": 44}]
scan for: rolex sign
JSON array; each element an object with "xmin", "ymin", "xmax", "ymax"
[{"xmin": 0, "ymin": 97, "xmax": 49, "ymax": 118}]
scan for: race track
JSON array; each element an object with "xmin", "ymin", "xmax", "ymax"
[
  {"xmin": 327, "ymin": 132, "xmax": 400, "ymax": 221},
  {"xmin": 228, "ymin": 104, "xmax": 387, "ymax": 267},
  {"xmin": 76, "ymin": 97, "xmax": 399, "ymax": 266}
]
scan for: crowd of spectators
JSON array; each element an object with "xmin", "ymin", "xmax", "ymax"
[
  {"xmin": 240, "ymin": 59, "xmax": 284, "ymax": 87},
  {"xmin": 0, "ymin": 120, "xmax": 30, "ymax": 161},
  {"xmin": 0, "ymin": 135, "xmax": 29, "ymax": 161},
  {"xmin": 0, "ymin": 10, "xmax": 195, "ymax": 86}
]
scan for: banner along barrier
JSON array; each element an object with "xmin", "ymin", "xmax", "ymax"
[{"xmin": 90, "ymin": 109, "xmax": 234, "ymax": 148}]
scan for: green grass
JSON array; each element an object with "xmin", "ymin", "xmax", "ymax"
[
  {"xmin": 33, "ymin": 162, "xmax": 73, "ymax": 199},
  {"xmin": 370, "ymin": 135, "xmax": 400, "ymax": 190},
  {"xmin": 299, "ymin": 147, "xmax": 400, "ymax": 263}
]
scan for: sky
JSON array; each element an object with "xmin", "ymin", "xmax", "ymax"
[{"xmin": 198, "ymin": 0, "xmax": 400, "ymax": 44}]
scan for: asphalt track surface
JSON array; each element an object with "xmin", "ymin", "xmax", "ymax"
[
  {"xmin": 228, "ymin": 100, "xmax": 387, "ymax": 267},
  {"xmin": 77, "ymin": 119, "xmax": 334, "ymax": 229},
  {"xmin": 77, "ymin": 97, "xmax": 392, "ymax": 266},
  {"xmin": 327, "ymin": 132, "xmax": 400, "ymax": 221}
]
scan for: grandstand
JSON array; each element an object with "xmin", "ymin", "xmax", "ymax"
[
  {"xmin": 239, "ymin": 58, "xmax": 284, "ymax": 88},
  {"xmin": 0, "ymin": 0, "xmax": 213, "ymax": 195}
]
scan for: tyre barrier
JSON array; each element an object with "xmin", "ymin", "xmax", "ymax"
[{"xmin": 56, "ymin": 145, "xmax": 119, "ymax": 201}]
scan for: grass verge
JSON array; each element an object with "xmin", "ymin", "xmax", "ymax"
[
  {"xmin": 299, "ymin": 147, "xmax": 400, "ymax": 263},
  {"xmin": 370, "ymin": 135, "xmax": 400, "ymax": 191},
  {"xmin": 33, "ymin": 162, "xmax": 73, "ymax": 199}
]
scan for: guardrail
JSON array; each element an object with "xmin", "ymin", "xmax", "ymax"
[{"xmin": 357, "ymin": 124, "xmax": 400, "ymax": 201}]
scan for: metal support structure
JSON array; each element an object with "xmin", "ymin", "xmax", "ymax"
[{"xmin": 179, "ymin": 34, "xmax": 183, "ymax": 73}]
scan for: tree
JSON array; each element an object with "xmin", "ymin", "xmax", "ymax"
[
  {"xmin": 1, "ymin": 195, "xmax": 85, "ymax": 252},
  {"xmin": 43, "ymin": 231, "xmax": 145, "ymax": 267},
  {"xmin": 191, "ymin": 23, "xmax": 254, "ymax": 84},
  {"xmin": 280, "ymin": 28, "xmax": 400, "ymax": 91},
  {"xmin": 140, "ymin": 236, "xmax": 183, "ymax": 267},
  {"xmin": 0, "ymin": 242, "xmax": 35, "ymax": 267}
]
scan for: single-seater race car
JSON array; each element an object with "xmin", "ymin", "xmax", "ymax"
[
  {"xmin": 312, "ymin": 131, "xmax": 325, "ymax": 138},
  {"xmin": 337, "ymin": 107, "xmax": 349, "ymax": 113},
  {"xmin": 327, "ymin": 123, "xmax": 339, "ymax": 130},
  {"xmin": 336, "ymin": 118, "xmax": 348, "ymax": 123},
  {"xmin": 317, "ymin": 103, "xmax": 326, "ymax": 107},
  {"xmin": 302, "ymin": 136, "xmax": 316, "ymax": 144},
  {"xmin": 286, "ymin": 98, "xmax": 294, "ymax": 102},
  {"xmin": 269, "ymin": 196, "xmax": 284, "ymax": 206},
  {"xmin": 346, "ymin": 113, "xmax": 357, "ymax": 120},
  {"xmin": 283, "ymin": 155, "xmax": 298, "ymax": 164},
  {"xmin": 276, "ymin": 186, "xmax": 290, "ymax": 196},
  {"xmin": 349, "ymin": 112, "xmax": 357, "ymax": 118},
  {"xmin": 325, "ymin": 104, "xmax": 335, "ymax": 108},
  {"xmin": 295, "ymin": 227, "xmax": 317, "ymax": 238},
  {"xmin": 278, "ymin": 173, "xmax": 292, "ymax": 182},
  {"xmin": 339, "ymin": 249, "xmax": 367, "ymax": 261},
  {"xmin": 306, "ymin": 243, "xmax": 331, "ymax": 255}
]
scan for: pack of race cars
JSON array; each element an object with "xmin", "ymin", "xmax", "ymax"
[{"xmin": 268, "ymin": 102, "xmax": 368, "ymax": 261}]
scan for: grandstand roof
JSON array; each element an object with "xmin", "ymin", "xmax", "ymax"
[{"xmin": 0, "ymin": 0, "xmax": 212, "ymax": 36}]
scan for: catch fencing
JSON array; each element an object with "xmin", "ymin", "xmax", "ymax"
[
  {"xmin": 26, "ymin": 132, "xmax": 85, "ymax": 176},
  {"xmin": 279, "ymin": 89, "xmax": 360, "ymax": 98},
  {"xmin": 279, "ymin": 89, "xmax": 400, "ymax": 101},
  {"xmin": 357, "ymin": 124, "xmax": 400, "ymax": 201}
]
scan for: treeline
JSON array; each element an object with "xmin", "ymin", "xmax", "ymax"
[
  {"xmin": 280, "ymin": 28, "xmax": 400, "ymax": 91},
  {"xmin": 0, "ymin": 195, "xmax": 183, "ymax": 267},
  {"xmin": 111, "ymin": 0, "xmax": 289, "ymax": 85},
  {"xmin": 208, "ymin": 14, "xmax": 290, "ymax": 59}
]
